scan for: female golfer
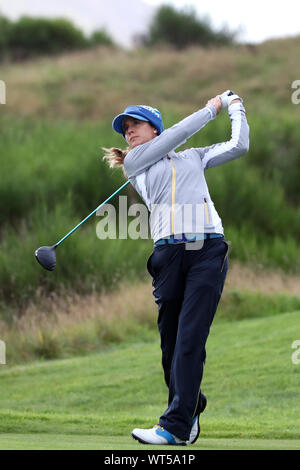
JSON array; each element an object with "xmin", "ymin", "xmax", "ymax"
[{"xmin": 105, "ymin": 91, "xmax": 249, "ymax": 445}]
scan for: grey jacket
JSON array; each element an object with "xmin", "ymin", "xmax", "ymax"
[{"xmin": 124, "ymin": 102, "xmax": 249, "ymax": 242}]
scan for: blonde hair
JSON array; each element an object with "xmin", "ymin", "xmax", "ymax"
[{"xmin": 102, "ymin": 147, "xmax": 129, "ymax": 177}]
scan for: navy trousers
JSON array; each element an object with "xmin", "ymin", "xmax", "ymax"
[{"xmin": 147, "ymin": 236, "xmax": 230, "ymax": 440}]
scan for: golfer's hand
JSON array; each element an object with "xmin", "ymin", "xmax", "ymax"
[
  {"xmin": 230, "ymin": 99, "xmax": 241, "ymax": 105},
  {"xmin": 219, "ymin": 90, "xmax": 243, "ymax": 109},
  {"xmin": 206, "ymin": 96, "xmax": 222, "ymax": 115}
]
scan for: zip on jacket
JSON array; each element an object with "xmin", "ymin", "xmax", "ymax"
[
  {"xmin": 167, "ymin": 154, "xmax": 176, "ymax": 234},
  {"xmin": 125, "ymin": 102, "xmax": 249, "ymax": 243}
]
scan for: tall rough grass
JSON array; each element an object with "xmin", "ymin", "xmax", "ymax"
[
  {"xmin": 2, "ymin": 38, "xmax": 300, "ymax": 119},
  {"xmin": 2, "ymin": 270, "xmax": 300, "ymax": 365}
]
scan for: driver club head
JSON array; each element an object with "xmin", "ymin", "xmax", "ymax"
[{"xmin": 35, "ymin": 245, "xmax": 57, "ymax": 271}]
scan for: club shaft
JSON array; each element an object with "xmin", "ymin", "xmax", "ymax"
[{"xmin": 55, "ymin": 180, "xmax": 130, "ymax": 248}]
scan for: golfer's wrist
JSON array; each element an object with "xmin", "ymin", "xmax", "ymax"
[{"xmin": 205, "ymin": 104, "xmax": 217, "ymax": 119}]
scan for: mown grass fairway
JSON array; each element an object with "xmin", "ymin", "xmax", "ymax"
[
  {"xmin": 0, "ymin": 434, "xmax": 299, "ymax": 450},
  {"xmin": 1, "ymin": 310, "xmax": 300, "ymax": 450}
]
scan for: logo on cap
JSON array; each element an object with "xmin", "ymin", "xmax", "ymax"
[{"xmin": 139, "ymin": 105, "xmax": 161, "ymax": 119}]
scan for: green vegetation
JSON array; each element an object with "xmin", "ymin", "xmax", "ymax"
[
  {"xmin": 89, "ymin": 29, "xmax": 114, "ymax": 48},
  {"xmin": 0, "ymin": 15, "xmax": 115, "ymax": 61},
  {"xmin": 0, "ymin": 310, "xmax": 299, "ymax": 449},
  {"xmin": 144, "ymin": 5, "xmax": 236, "ymax": 48},
  {"xmin": 1, "ymin": 434, "xmax": 299, "ymax": 450},
  {"xmin": 0, "ymin": 102, "xmax": 300, "ymax": 314},
  {"xmin": 2, "ymin": 36, "xmax": 300, "ymax": 120},
  {"xmin": 0, "ymin": 32, "xmax": 299, "ymax": 350},
  {"xmin": 1, "ymin": 277, "xmax": 299, "ymax": 365},
  {"xmin": 0, "ymin": 4, "xmax": 236, "ymax": 63}
]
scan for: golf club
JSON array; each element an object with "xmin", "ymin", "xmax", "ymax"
[{"xmin": 35, "ymin": 180, "xmax": 130, "ymax": 271}]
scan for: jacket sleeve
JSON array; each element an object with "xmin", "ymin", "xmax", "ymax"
[
  {"xmin": 123, "ymin": 105, "xmax": 217, "ymax": 178},
  {"xmin": 193, "ymin": 102, "xmax": 249, "ymax": 170}
]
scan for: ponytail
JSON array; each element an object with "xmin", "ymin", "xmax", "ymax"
[{"xmin": 102, "ymin": 147, "xmax": 129, "ymax": 177}]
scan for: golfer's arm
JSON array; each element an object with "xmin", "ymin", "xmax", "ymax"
[
  {"xmin": 198, "ymin": 102, "xmax": 250, "ymax": 170},
  {"xmin": 124, "ymin": 105, "xmax": 217, "ymax": 178}
]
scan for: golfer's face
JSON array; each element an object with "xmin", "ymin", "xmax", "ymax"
[{"xmin": 123, "ymin": 117, "xmax": 156, "ymax": 148}]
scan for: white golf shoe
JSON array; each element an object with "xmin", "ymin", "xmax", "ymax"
[
  {"xmin": 132, "ymin": 425, "xmax": 186, "ymax": 446},
  {"xmin": 187, "ymin": 392, "xmax": 207, "ymax": 444},
  {"xmin": 186, "ymin": 416, "xmax": 200, "ymax": 444}
]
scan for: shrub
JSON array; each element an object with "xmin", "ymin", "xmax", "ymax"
[
  {"xmin": 8, "ymin": 16, "xmax": 88, "ymax": 59},
  {"xmin": 144, "ymin": 5, "xmax": 236, "ymax": 49},
  {"xmin": 0, "ymin": 15, "xmax": 115, "ymax": 61},
  {"xmin": 89, "ymin": 29, "xmax": 115, "ymax": 47},
  {"xmin": 0, "ymin": 15, "xmax": 12, "ymax": 59}
]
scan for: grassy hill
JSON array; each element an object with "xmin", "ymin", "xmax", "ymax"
[
  {"xmin": 0, "ymin": 309, "xmax": 299, "ymax": 449},
  {"xmin": 2, "ymin": 37, "xmax": 300, "ymax": 120}
]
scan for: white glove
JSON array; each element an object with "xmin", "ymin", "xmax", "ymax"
[{"xmin": 219, "ymin": 90, "xmax": 243, "ymax": 109}]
